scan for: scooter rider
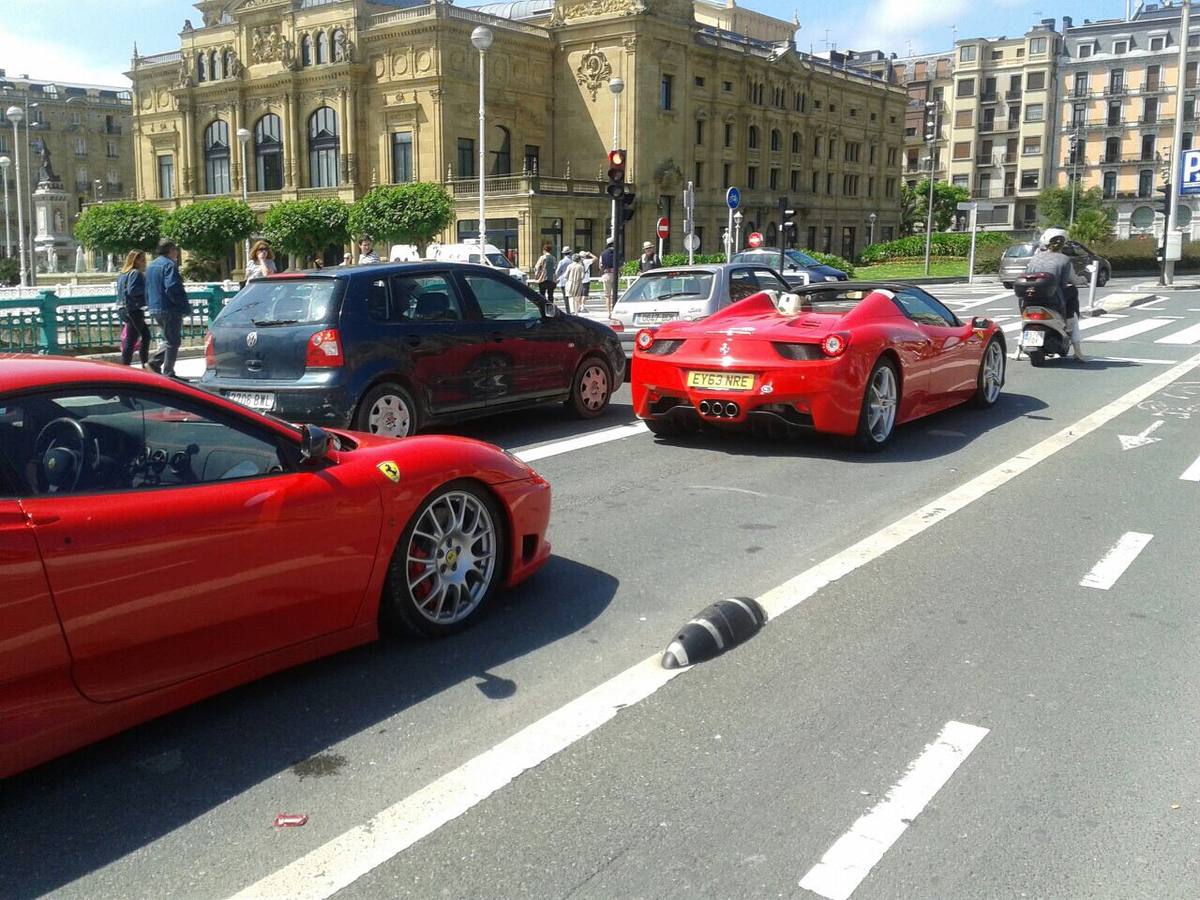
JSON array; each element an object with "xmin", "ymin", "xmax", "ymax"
[{"xmin": 1025, "ymin": 227, "xmax": 1086, "ymax": 362}]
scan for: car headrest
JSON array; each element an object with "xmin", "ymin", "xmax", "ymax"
[{"xmin": 415, "ymin": 292, "xmax": 451, "ymax": 320}]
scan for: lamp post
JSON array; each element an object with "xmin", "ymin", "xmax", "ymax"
[
  {"xmin": 471, "ymin": 26, "xmax": 493, "ymax": 258},
  {"xmin": 1068, "ymin": 127, "xmax": 1081, "ymax": 226},
  {"xmin": 5, "ymin": 106, "xmax": 28, "ymax": 286},
  {"xmin": 237, "ymin": 127, "xmax": 251, "ymax": 271},
  {"xmin": 868, "ymin": 212, "xmax": 877, "ymax": 246},
  {"xmin": 0, "ymin": 156, "xmax": 10, "ymax": 263},
  {"xmin": 733, "ymin": 209, "xmax": 744, "ymax": 251},
  {"xmin": 922, "ymin": 99, "xmax": 940, "ymax": 277},
  {"xmin": 1165, "ymin": 0, "xmax": 1191, "ymax": 285}
]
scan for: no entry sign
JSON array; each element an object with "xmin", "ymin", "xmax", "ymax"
[{"xmin": 656, "ymin": 217, "xmax": 670, "ymax": 239}]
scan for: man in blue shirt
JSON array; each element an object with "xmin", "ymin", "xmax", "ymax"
[{"xmin": 145, "ymin": 240, "xmax": 190, "ymax": 377}]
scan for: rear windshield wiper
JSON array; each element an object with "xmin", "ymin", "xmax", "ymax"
[
  {"xmin": 251, "ymin": 318, "xmax": 301, "ymax": 326},
  {"xmin": 645, "ymin": 292, "xmax": 703, "ymax": 301}
]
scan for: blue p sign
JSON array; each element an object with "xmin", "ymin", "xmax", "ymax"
[{"xmin": 1182, "ymin": 150, "xmax": 1200, "ymax": 195}]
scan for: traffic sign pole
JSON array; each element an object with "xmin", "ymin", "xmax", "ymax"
[
  {"xmin": 966, "ymin": 203, "xmax": 978, "ymax": 284},
  {"xmin": 725, "ymin": 187, "xmax": 740, "ymax": 261}
]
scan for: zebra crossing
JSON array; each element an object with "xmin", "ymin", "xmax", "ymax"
[{"xmin": 987, "ymin": 310, "xmax": 1200, "ymax": 349}]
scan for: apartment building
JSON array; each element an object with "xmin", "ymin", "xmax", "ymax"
[{"xmin": 1058, "ymin": 2, "xmax": 1200, "ymax": 239}]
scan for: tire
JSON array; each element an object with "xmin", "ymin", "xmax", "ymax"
[
  {"xmin": 1097, "ymin": 266, "xmax": 1110, "ymax": 287},
  {"xmin": 1028, "ymin": 349, "xmax": 1047, "ymax": 368},
  {"xmin": 854, "ymin": 358, "xmax": 900, "ymax": 452},
  {"xmin": 566, "ymin": 356, "xmax": 612, "ymax": 419},
  {"xmin": 645, "ymin": 417, "xmax": 678, "ymax": 437},
  {"xmin": 1002, "ymin": 281, "xmax": 1013, "ymax": 290},
  {"xmin": 355, "ymin": 382, "xmax": 418, "ymax": 438},
  {"xmin": 381, "ymin": 481, "xmax": 505, "ymax": 638},
  {"xmin": 970, "ymin": 338, "xmax": 1005, "ymax": 408}
]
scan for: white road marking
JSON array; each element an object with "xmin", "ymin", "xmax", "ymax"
[
  {"xmin": 688, "ymin": 484, "xmax": 771, "ymax": 497},
  {"xmin": 1117, "ymin": 419, "xmax": 1164, "ymax": 450},
  {"xmin": 1080, "ymin": 532, "xmax": 1154, "ymax": 590},
  {"xmin": 1087, "ymin": 318, "xmax": 1177, "ymax": 342},
  {"xmin": 513, "ymin": 421, "xmax": 648, "ymax": 462},
  {"xmin": 1094, "ymin": 357, "xmax": 1178, "ymax": 365},
  {"xmin": 229, "ymin": 350, "xmax": 1200, "ymax": 900},
  {"xmin": 955, "ymin": 292, "xmax": 1014, "ymax": 310},
  {"xmin": 1135, "ymin": 297, "xmax": 1168, "ymax": 310},
  {"xmin": 1077, "ymin": 315, "xmax": 1127, "ymax": 331},
  {"xmin": 798, "ymin": 720, "xmax": 990, "ymax": 900},
  {"xmin": 1181, "ymin": 452, "xmax": 1200, "ymax": 481},
  {"xmin": 1155, "ymin": 322, "xmax": 1200, "ymax": 345}
]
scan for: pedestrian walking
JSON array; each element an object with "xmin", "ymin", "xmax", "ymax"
[
  {"xmin": 579, "ymin": 249, "xmax": 596, "ymax": 312},
  {"xmin": 145, "ymin": 240, "xmax": 190, "ymax": 378},
  {"xmin": 357, "ymin": 237, "xmax": 381, "ymax": 264},
  {"xmin": 244, "ymin": 240, "xmax": 277, "ymax": 281},
  {"xmin": 532, "ymin": 242, "xmax": 557, "ymax": 305},
  {"xmin": 555, "ymin": 246, "xmax": 574, "ymax": 308},
  {"xmin": 638, "ymin": 241, "xmax": 661, "ymax": 273},
  {"xmin": 115, "ymin": 250, "xmax": 150, "ymax": 367},
  {"xmin": 563, "ymin": 253, "xmax": 586, "ymax": 314},
  {"xmin": 599, "ymin": 237, "xmax": 616, "ymax": 309}
]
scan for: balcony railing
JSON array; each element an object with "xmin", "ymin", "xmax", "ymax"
[
  {"xmin": 1106, "ymin": 84, "xmax": 1128, "ymax": 96},
  {"xmin": 1141, "ymin": 81, "xmax": 1167, "ymax": 92},
  {"xmin": 1007, "ymin": 90, "xmax": 1023, "ymax": 99},
  {"xmin": 979, "ymin": 122, "xmax": 995, "ymax": 132},
  {"xmin": 105, "ymin": 124, "xmax": 122, "ymax": 135},
  {"xmin": 980, "ymin": 92, "xmax": 999, "ymax": 103},
  {"xmin": 445, "ymin": 173, "xmax": 636, "ymax": 199}
]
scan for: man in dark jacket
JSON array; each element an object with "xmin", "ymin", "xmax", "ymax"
[{"xmin": 145, "ymin": 240, "xmax": 190, "ymax": 377}]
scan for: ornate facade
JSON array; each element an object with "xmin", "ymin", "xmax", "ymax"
[{"xmin": 130, "ymin": 0, "xmax": 905, "ymax": 268}]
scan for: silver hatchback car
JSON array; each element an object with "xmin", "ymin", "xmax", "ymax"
[{"xmin": 609, "ymin": 263, "xmax": 792, "ymax": 359}]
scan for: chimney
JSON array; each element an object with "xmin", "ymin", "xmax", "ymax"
[{"xmin": 1063, "ymin": 15, "xmax": 1073, "ymax": 30}]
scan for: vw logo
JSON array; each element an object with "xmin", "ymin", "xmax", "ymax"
[{"xmin": 246, "ymin": 331, "xmax": 258, "ymax": 349}]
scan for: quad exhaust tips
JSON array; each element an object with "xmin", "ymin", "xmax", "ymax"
[
  {"xmin": 697, "ymin": 400, "xmax": 741, "ymax": 418},
  {"xmin": 661, "ymin": 597, "xmax": 768, "ymax": 669}
]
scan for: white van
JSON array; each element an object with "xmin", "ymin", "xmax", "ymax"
[
  {"xmin": 388, "ymin": 244, "xmax": 421, "ymax": 262},
  {"xmin": 425, "ymin": 241, "xmax": 527, "ymax": 284}
]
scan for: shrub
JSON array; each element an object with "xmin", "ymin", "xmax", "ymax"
[
  {"xmin": 0, "ymin": 256, "xmax": 19, "ymax": 286},
  {"xmin": 859, "ymin": 232, "xmax": 1011, "ymax": 264},
  {"xmin": 807, "ymin": 251, "xmax": 855, "ymax": 278}
]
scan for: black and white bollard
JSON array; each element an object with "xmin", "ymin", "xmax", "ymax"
[{"xmin": 661, "ymin": 597, "xmax": 768, "ymax": 669}]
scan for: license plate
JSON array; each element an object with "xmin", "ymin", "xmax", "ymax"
[
  {"xmin": 686, "ymin": 371, "xmax": 754, "ymax": 391},
  {"xmin": 1020, "ymin": 330, "xmax": 1045, "ymax": 348},
  {"xmin": 636, "ymin": 312, "xmax": 677, "ymax": 324},
  {"xmin": 226, "ymin": 391, "xmax": 275, "ymax": 411}
]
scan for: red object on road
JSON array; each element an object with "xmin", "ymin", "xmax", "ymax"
[
  {"xmin": 274, "ymin": 814, "xmax": 310, "ymax": 828},
  {"xmin": 631, "ymin": 283, "xmax": 1006, "ymax": 449},
  {"xmin": 656, "ymin": 217, "xmax": 670, "ymax": 240},
  {"xmin": 0, "ymin": 356, "xmax": 552, "ymax": 778},
  {"xmin": 747, "ymin": 232, "xmax": 764, "ymax": 248}
]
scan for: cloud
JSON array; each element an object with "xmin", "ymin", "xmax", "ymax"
[
  {"xmin": 852, "ymin": 0, "xmax": 971, "ymax": 54},
  {"xmin": 0, "ymin": 29, "xmax": 132, "ymax": 87}
]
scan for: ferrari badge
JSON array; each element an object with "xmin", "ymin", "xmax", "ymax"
[{"xmin": 376, "ymin": 461, "xmax": 401, "ymax": 483}]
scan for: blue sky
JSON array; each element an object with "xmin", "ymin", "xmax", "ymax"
[{"xmin": 0, "ymin": 0, "xmax": 1130, "ymax": 88}]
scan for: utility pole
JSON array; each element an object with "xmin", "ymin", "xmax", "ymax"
[{"xmin": 1164, "ymin": 0, "xmax": 1190, "ymax": 285}]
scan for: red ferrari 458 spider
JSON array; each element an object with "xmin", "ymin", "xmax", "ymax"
[
  {"xmin": 0, "ymin": 356, "xmax": 551, "ymax": 777},
  {"xmin": 632, "ymin": 283, "xmax": 1006, "ymax": 450}
]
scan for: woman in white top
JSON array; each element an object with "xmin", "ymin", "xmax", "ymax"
[{"xmin": 244, "ymin": 240, "xmax": 278, "ymax": 281}]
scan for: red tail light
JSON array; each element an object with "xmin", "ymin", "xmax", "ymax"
[
  {"xmin": 821, "ymin": 332, "xmax": 850, "ymax": 357},
  {"xmin": 1023, "ymin": 309, "xmax": 1050, "ymax": 321},
  {"xmin": 305, "ymin": 328, "xmax": 344, "ymax": 368},
  {"xmin": 635, "ymin": 328, "xmax": 655, "ymax": 351},
  {"xmin": 608, "ymin": 319, "xmax": 625, "ymax": 332},
  {"xmin": 204, "ymin": 332, "xmax": 216, "ymax": 369}
]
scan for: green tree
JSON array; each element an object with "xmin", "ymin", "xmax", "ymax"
[
  {"xmin": 348, "ymin": 183, "xmax": 454, "ymax": 255},
  {"xmin": 1036, "ymin": 185, "xmax": 1108, "ymax": 227},
  {"xmin": 1069, "ymin": 207, "xmax": 1116, "ymax": 244},
  {"xmin": 899, "ymin": 182, "xmax": 922, "ymax": 236},
  {"xmin": 0, "ymin": 256, "xmax": 19, "ymax": 286},
  {"xmin": 261, "ymin": 198, "xmax": 351, "ymax": 266},
  {"xmin": 162, "ymin": 198, "xmax": 256, "ymax": 276},
  {"xmin": 907, "ymin": 179, "xmax": 969, "ymax": 233},
  {"xmin": 73, "ymin": 201, "xmax": 165, "ymax": 256}
]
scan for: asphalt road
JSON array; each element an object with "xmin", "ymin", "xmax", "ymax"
[{"xmin": 5, "ymin": 278, "xmax": 1200, "ymax": 900}]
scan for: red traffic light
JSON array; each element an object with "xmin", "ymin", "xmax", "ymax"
[{"xmin": 608, "ymin": 149, "xmax": 625, "ymax": 167}]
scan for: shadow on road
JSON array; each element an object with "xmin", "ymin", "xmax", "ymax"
[
  {"xmin": 444, "ymin": 395, "xmax": 638, "ymax": 450},
  {"xmin": 0, "ymin": 555, "xmax": 618, "ymax": 899}
]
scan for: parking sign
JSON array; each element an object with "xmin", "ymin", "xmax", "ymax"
[{"xmin": 1182, "ymin": 149, "xmax": 1200, "ymax": 195}]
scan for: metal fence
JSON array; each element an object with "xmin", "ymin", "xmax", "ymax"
[{"xmin": 0, "ymin": 285, "xmax": 240, "ymax": 355}]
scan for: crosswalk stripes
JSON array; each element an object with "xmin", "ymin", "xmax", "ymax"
[
  {"xmin": 1155, "ymin": 322, "xmax": 1200, "ymax": 345},
  {"xmin": 1086, "ymin": 318, "xmax": 1180, "ymax": 342}
]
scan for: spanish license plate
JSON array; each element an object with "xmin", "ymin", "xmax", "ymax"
[
  {"xmin": 226, "ymin": 391, "xmax": 275, "ymax": 411},
  {"xmin": 686, "ymin": 371, "xmax": 754, "ymax": 391},
  {"xmin": 1020, "ymin": 330, "xmax": 1045, "ymax": 348},
  {"xmin": 636, "ymin": 312, "xmax": 677, "ymax": 324}
]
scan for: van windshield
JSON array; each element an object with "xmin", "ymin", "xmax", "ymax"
[
  {"xmin": 486, "ymin": 253, "xmax": 512, "ymax": 268},
  {"xmin": 215, "ymin": 279, "xmax": 342, "ymax": 327}
]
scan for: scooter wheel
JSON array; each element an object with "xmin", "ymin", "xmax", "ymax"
[{"xmin": 1028, "ymin": 349, "xmax": 1047, "ymax": 367}]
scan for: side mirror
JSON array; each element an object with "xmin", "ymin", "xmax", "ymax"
[
  {"xmin": 543, "ymin": 302, "xmax": 558, "ymax": 318},
  {"xmin": 299, "ymin": 424, "xmax": 330, "ymax": 463},
  {"xmin": 971, "ymin": 316, "xmax": 990, "ymax": 329}
]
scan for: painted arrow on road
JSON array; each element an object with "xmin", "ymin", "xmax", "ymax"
[{"xmin": 1118, "ymin": 419, "xmax": 1165, "ymax": 450}]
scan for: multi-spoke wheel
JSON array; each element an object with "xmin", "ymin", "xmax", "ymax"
[
  {"xmin": 382, "ymin": 482, "xmax": 504, "ymax": 637},
  {"xmin": 855, "ymin": 358, "xmax": 900, "ymax": 451},
  {"xmin": 971, "ymin": 338, "xmax": 1005, "ymax": 408},
  {"xmin": 566, "ymin": 357, "xmax": 612, "ymax": 419},
  {"xmin": 355, "ymin": 383, "xmax": 418, "ymax": 438}
]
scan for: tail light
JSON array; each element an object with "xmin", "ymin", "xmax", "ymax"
[
  {"xmin": 608, "ymin": 319, "xmax": 625, "ymax": 332},
  {"xmin": 204, "ymin": 332, "xmax": 216, "ymax": 369},
  {"xmin": 635, "ymin": 329, "xmax": 655, "ymax": 351},
  {"xmin": 821, "ymin": 332, "xmax": 850, "ymax": 357},
  {"xmin": 305, "ymin": 328, "xmax": 344, "ymax": 368},
  {"xmin": 1023, "ymin": 309, "xmax": 1050, "ymax": 321}
]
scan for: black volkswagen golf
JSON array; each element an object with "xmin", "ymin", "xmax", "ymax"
[{"xmin": 201, "ymin": 262, "xmax": 625, "ymax": 437}]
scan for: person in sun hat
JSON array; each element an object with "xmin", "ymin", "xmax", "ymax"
[
  {"xmin": 555, "ymin": 245, "xmax": 574, "ymax": 308},
  {"xmin": 638, "ymin": 240, "xmax": 660, "ymax": 273}
]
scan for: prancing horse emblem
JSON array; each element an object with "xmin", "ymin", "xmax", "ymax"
[
  {"xmin": 246, "ymin": 331, "xmax": 258, "ymax": 349},
  {"xmin": 719, "ymin": 342, "xmax": 730, "ymax": 355}
]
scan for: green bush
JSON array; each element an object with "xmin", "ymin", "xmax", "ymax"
[
  {"xmin": 75, "ymin": 201, "xmax": 165, "ymax": 256},
  {"xmin": 860, "ymin": 232, "xmax": 1011, "ymax": 263},
  {"xmin": 348, "ymin": 183, "xmax": 453, "ymax": 254},
  {"xmin": 162, "ymin": 198, "xmax": 255, "ymax": 275},
  {"xmin": 0, "ymin": 256, "xmax": 18, "ymax": 286},
  {"xmin": 262, "ymin": 198, "xmax": 350, "ymax": 265},
  {"xmin": 807, "ymin": 251, "xmax": 855, "ymax": 278},
  {"xmin": 973, "ymin": 244, "xmax": 1005, "ymax": 275}
]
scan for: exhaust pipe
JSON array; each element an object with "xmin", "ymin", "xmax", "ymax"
[
  {"xmin": 698, "ymin": 400, "xmax": 712, "ymax": 415},
  {"xmin": 724, "ymin": 402, "xmax": 740, "ymax": 417}
]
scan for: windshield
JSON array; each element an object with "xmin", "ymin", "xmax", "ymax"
[
  {"xmin": 1003, "ymin": 243, "xmax": 1037, "ymax": 258},
  {"xmin": 215, "ymin": 279, "xmax": 341, "ymax": 328},
  {"xmin": 619, "ymin": 271, "xmax": 715, "ymax": 303},
  {"xmin": 486, "ymin": 252, "xmax": 512, "ymax": 268}
]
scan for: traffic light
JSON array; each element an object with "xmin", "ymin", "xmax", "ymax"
[
  {"xmin": 923, "ymin": 101, "xmax": 939, "ymax": 142},
  {"xmin": 621, "ymin": 190, "xmax": 636, "ymax": 222},
  {"xmin": 1157, "ymin": 181, "xmax": 1172, "ymax": 220},
  {"xmin": 606, "ymin": 149, "xmax": 627, "ymax": 199}
]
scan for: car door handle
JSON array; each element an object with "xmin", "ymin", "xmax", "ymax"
[
  {"xmin": 245, "ymin": 360, "xmax": 263, "ymax": 372},
  {"xmin": 406, "ymin": 336, "xmax": 422, "ymax": 348},
  {"xmin": 492, "ymin": 332, "xmax": 505, "ymax": 342}
]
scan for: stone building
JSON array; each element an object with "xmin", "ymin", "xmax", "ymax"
[
  {"xmin": 0, "ymin": 71, "xmax": 133, "ymax": 268},
  {"xmin": 1058, "ymin": 2, "xmax": 1200, "ymax": 240},
  {"xmin": 128, "ymin": 0, "xmax": 905, "ymax": 269}
]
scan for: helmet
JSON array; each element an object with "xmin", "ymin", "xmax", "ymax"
[{"xmin": 1040, "ymin": 227, "xmax": 1068, "ymax": 249}]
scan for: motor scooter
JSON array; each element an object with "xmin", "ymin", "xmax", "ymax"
[{"xmin": 1013, "ymin": 272, "xmax": 1072, "ymax": 367}]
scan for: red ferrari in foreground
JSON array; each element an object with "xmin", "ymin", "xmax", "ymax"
[
  {"xmin": 632, "ymin": 283, "xmax": 1006, "ymax": 449},
  {"xmin": 0, "ymin": 356, "xmax": 550, "ymax": 777}
]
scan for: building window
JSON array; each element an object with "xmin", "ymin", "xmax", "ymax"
[
  {"xmin": 1103, "ymin": 136, "xmax": 1120, "ymax": 163},
  {"xmin": 574, "ymin": 218, "xmax": 593, "ymax": 251},
  {"xmin": 953, "ymin": 141, "xmax": 972, "ymax": 160},
  {"xmin": 748, "ymin": 126, "xmax": 759, "ymax": 149},
  {"xmin": 723, "ymin": 80, "xmax": 733, "ymax": 92},
  {"xmin": 1023, "ymin": 136, "xmax": 1042, "ymax": 155},
  {"xmin": 869, "ymin": 144, "xmax": 876, "ymax": 164},
  {"xmin": 694, "ymin": 76, "xmax": 705, "ymax": 87},
  {"xmin": 1141, "ymin": 133, "xmax": 1156, "ymax": 160},
  {"xmin": 955, "ymin": 109, "xmax": 974, "ymax": 128},
  {"xmin": 307, "ymin": 107, "xmax": 340, "ymax": 188},
  {"xmin": 791, "ymin": 131, "xmax": 801, "ymax": 154},
  {"xmin": 157, "ymin": 154, "xmax": 174, "ymax": 200},
  {"xmin": 316, "ymin": 31, "xmax": 329, "ymax": 65},
  {"xmin": 1030, "ymin": 37, "xmax": 1048, "ymax": 54},
  {"xmin": 723, "ymin": 163, "xmax": 731, "ymax": 187},
  {"xmin": 1139, "ymin": 169, "xmax": 1153, "ymax": 197},
  {"xmin": 1188, "ymin": 61, "xmax": 1198, "ymax": 88},
  {"xmin": 769, "ymin": 168, "xmax": 778, "ymax": 190},
  {"xmin": 724, "ymin": 122, "xmax": 732, "ymax": 147},
  {"xmin": 74, "ymin": 137, "xmax": 86, "ymax": 157},
  {"xmin": 254, "ymin": 113, "xmax": 284, "ymax": 191},
  {"xmin": 203, "ymin": 120, "xmax": 231, "ymax": 194},
  {"xmin": 885, "ymin": 177, "xmax": 896, "ymax": 198},
  {"xmin": 960, "ymin": 45, "xmax": 976, "ymax": 62},
  {"xmin": 1144, "ymin": 97, "xmax": 1159, "ymax": 124},
  {"xmin": 1108, "ymin": 101, "xmax": 1123, "ymax": 126},
  {"xmin": 1150, "ymin": 36, "xmax": 1166, "ymax": 51},
  {"xmin": 813, "ymin": 135, "xmax": 821, "ymax": 157},
  {"xmin": 457, "ymin": 137, "xmax": 475, "ymax": 178},
  {"xmin": 301, "ymin": 34, "xmax": 313, "ymax": 66},
  {"xmin": 391, "ymin": 131, "xmax": 413, "ymax": 183},
  {"xmin": 694, "ymin": 162, "xmax": 703, "ymax": 188},
  {"xmin": 1027, "ymin": 71, "xmax": 1046, "ymax": 91},
  {"xmin": 828, "ymin": 139, "xmax": 836, "ymax": 160},
  {"xmin": 790, "ymin": 169, "xmax": 799, "ymax": 191},
  {"xmin": 770, "ymin": 129, "xmax": 781, "ymax": 151},
  {"xmin": 826, "ymin": 172, "xmax": 834, "ymax": 194},
  {"xmin": 1110, "ymin": 68, "xmax": 1126, "ymax": 92},
  {"xmin": 957, "ymin": 77, "xmax": 975, "ymax": 98},
  {"xmin": 1186, "ymin": 132, "xmax": 1195, "ymax": 151},
  {"xmin": 1078, "ymin": 43, "xmax": 1093, "ymax": 58},
  {"xmin": 1025, "ymin": 103, "xmax": 1044, "ymax": 122},
  {"xmin": 1020, "ymin": 169, "xmax": 1039, "ymax": 190},
  {"xmin": 695, "ymin": 119, "xmax": 705, "ymax": 145},
  {"xmin": 660, "ymin": 74, "xmax": 674, "ymax": 110},
  {"xmin": 1113, "ymin": 40, "xmax": 1128, "ymax": 54},
  {"xmin": 490, "ymin": 125, "xmax": 511, "ymax": 175},
  {"xmin": 1103, "ymin": 171, "xmax": 1117, "ymax": 198},
  {"xmin": 1191, "ymin": 34, "xmax": 1200, "ymax": 49},
  {"xmin": 747, "ymin": 166, "xmax": 757, "ymax": 189},
  {"xmin": 1146, "ymin": 64, "xmax": 1162, "ymax": 90}
]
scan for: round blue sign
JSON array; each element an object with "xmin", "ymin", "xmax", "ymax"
[{"xmin": 726, "ymin": 187, "xmax": 740, "ymax": 210}]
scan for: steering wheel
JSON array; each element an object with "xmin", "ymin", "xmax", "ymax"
[{"xmin": 34, "ymin": 417, "xmax": 94, "ymax": 493}]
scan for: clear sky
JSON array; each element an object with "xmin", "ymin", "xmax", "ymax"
[{"xmin": 0, "ymin": 0, "xmax": 1131, "ymax": 89}]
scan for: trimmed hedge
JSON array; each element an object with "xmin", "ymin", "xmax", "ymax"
[
  {"xmin": 860, "ymin": 232, "xmax": 1011, "ymax": 263},
  {"xmin": 619, "ymin": 250, "xmax": 855, "ymax": 277}
]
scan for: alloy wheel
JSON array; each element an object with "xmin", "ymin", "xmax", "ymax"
[
  {"xmin": 405, "ymin": 491, "xmax": 498, "ymax": 626},
  {"xmin": 982, "ymin": 341, "xmax": 1004, "ymax": 404},
  {"xmin": 867, "ymin": 365, "xmax": 897, "ymax": 443},
  {"xmin": 369, "ymin": 393, "xmax": 413, "ymax": 437}
]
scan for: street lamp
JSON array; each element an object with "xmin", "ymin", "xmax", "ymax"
[
  {"xmin": 237, "ymin": 126, "xmax": 251, "ymax": 270},
  {"xmin": 5, "ymin": 106, "xmax": 28, "ymax": 286},
  {"xmin": 733, "ymin": 209, "xmax": 744, "ymax": 250},
  {"xmin": 1068, "ymin": 128, "xmax": 1081, "ymax": 226},
  {"xmin": 470, "ymin": 26, "xmax": 493, "ymax": 258},
  {"xmin": 0, "ymin": 156, "xmax": 10, "ymax": 264},
  {"xmin": 922, "ymin": 99, "xmax": 940, "ymax": 277},
  {"xmin": 868, "ymin": 212, "xmax": 877, "ymax": 246}
]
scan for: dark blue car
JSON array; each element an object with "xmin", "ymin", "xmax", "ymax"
[
  {"xmin": 201, "ymin": 262, "xmax": 625, "ymax": 437},
  {"xmin": 731, "ymin": 249, "xmax": 848, "ymax": 286}
]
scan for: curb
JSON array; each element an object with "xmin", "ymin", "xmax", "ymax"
[{"xmin": 1088, "ymin": 291, "xmax": 1159, "ymax": 315}]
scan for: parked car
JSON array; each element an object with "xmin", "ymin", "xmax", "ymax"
[
  {"xmin": 608, "ymin": 263, "xmax": 792, "ymax": 360},
  {"xmin": 730, "ymin": 248, "xmax": 849, "ymax": 286},
  {"xmin": 0, "ymin": 355, "xmax": 551, "ymax": 776},
  {"xmin": 426, "ymin": 241, "xmax": 528, "ymax": 284},
  {"xmin": 1000, "ymin": 240, "xmax": 1111, "ymax": 289},
  {"xmin": 202, "ymin": 262, "xmax": 625, "ymax": 437}
]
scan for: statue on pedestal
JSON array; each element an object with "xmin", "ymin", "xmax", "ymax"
[{"xmin": 38, "ymin": 145, "xmax": 59, "ymax": 185}]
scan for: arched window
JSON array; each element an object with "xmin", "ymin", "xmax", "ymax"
[
  {"xmin": 332, "ymin": 28, "xmax": 347, "ymax": 62},
  {"xmin": 211, "ymin": 50, "xmax": 222, "ymax": 81},
  {"xmin": 490, "ymin": 125, "xmax": 511, "ymax": 175},
  {"xmin": 792, "ymin": 131, "xmax": 801, "ymax": 154},
  {"xmin": 301, "ymin": 34, "xmax": 313, "ymax": 67},
  {"xmin": 196, "ymin": 52, "xmax": 208, "ymax": 82},
  {"xmin": 203, "ymin": 120, "xmax": 231, "ymax": 194},
  {"xmin": 748, "ymin": 126, "xmax": 759, "ymax": 149},
  {"xmin": 770, "ymin": 129, "xmax": 781, "ymax": 151},
  {"xmin": 316, "ymin": 31, "xmax": 329, "ymax": 65},
  {"xmin": 254, "ymin": 113, "xmax": 284, "ymax": 192},
  {"xmin": 308, "ymin": 107, "xmax": 339, "ymax": 187}
]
